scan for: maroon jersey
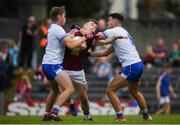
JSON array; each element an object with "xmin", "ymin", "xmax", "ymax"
[{"xmin": 63, "ymin": 30, "xmax": 94, "ymax": 71}]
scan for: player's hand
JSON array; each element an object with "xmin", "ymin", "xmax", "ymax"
[
  {"xmin": 85, "ymin": 32, "xmax": 94, "ymax": 41},
  {"xmin": 70, "ymin": 24, "xmax": 81, "ymax": 30},
  {"xmin": 80, "ymin": 42, "xmax": 87, "ymax": 50},
  {"xmin": 94, "ymin": 32, "xmax": 101, "ymax": 39},
  {"xmin": 68, "ymin": 29, "xmax": 79, "ymax": 36}
]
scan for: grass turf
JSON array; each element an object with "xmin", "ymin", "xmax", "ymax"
[{"xmin": 0, "ymin": 115, "xmax": 180, "ymax": 124}]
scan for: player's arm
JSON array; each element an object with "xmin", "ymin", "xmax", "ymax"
[
  {"xmin": 94, "ymin": 31, "xmax": 127, "ymax": 46},
  {"xmin": 94, "ymin": 32, "xmax": 106, "ymax": 40},
  {"xmin": 169, "ymin": 85, "xmax": 177, "ymax": 99},
  {"xmin": 95, "ymin": 36, "xmax": 126, "ymax": 46},
  {"xmin": 68, "ymin": 28, "xmax": 87, "ymax": 50},
  {"xmin": 90, "ymin": 45, "xmax": 114, "ymax": 57},
  {"xmin": 63, "ymin": 36, "xmax": 86, "ymax": 49},
  {"xmin": 156, "ymin": 76, "xmax": 162, "ymax": 100}
]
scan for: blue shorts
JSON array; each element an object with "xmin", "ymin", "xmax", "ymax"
[
  {"xmin": 119, "ymin": 61, "xmax": 144, "ymax": 83},
  {"xmin": 42, "ymin": 64, "xmax": 64, "ymax": 80}
]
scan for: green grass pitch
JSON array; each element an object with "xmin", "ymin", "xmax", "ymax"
[{"xmin": 0, "ymin": 115, "xmax": 180, "ymax": 124}]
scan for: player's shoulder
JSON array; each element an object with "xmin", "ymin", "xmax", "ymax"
[
  {"xmin": 107, "ymin": 27, "xmax": 126, "ymax": 33},
  {"xmin": 160, "ymin": 72, "xmax": 167, "ymax": 79},
  {"xmin": 116, "ymin": 27, "xmax": 128, "ymax": 33},
  {"xmin": 49, "ymin": 24, "xmax": 66, "ymax": 33},
  {"xmin": 50, "ymin": 24, "xmax": 64, "ymax": 30}
]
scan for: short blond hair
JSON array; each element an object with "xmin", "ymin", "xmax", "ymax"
[{"xmin": 50, "ymin": 6, "xmax": 66, "ymax": 21}]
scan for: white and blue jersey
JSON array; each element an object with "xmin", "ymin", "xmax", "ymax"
[
  {"xmin": 42, "ymin": 23, "xmax": 67, "ymax": 80},
  {"xmin": 103, "ymin": 27, "xmax": 143, "ymax": 83}
]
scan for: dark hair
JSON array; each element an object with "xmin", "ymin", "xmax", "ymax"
[
  {"xmin": 109, "ymin": 13, "xmax": 124, "ymax": 22},
  {"xmin": 87, "ymin": 19, "xmax": 98, "ymax": 25},
  {"xmin": 50, "ymin": 6, "xmax": 66, "ymax": 21}
]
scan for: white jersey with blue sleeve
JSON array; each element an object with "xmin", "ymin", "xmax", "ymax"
[
  {"xmin": 42, "ymin": 24, "xmax": 67, "ymax": 64},
  {"xmin": 103, "ymin": 27, "xmax": 141, "ymax": 67}
]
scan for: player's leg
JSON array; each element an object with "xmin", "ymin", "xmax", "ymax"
[
  {"xmin": 69, "ymin": 98, "xmax": 78, "ymax": 116},
  {"xmin": 164, "ymin": 97, "xmax": 171, "ymax": 114},
  {"xmin": 42, "ymin": 64, "xmax": 74, "ymax": 121},
  {"xmin": 128, "ymin": 81, "xmax": 152, "ymax": 120},
  {"xmin": 42, "ymin": 81, "xmax": 60, "ymax": 121},
  {"xmin": 164, "ymin": 103, "xmax": 171, "ymax": 114},
  {"xmin": 156, "ymin": 104, "xmax": 166, "ymax": 115},
  {"xmin": 50, "ymin": 71, "xmax": 75, "ymax": 115},
  {"xmin": 156, "ymin": 97, "xmax": 166, "ymax": 115},
  {"xmin": 74, "ymin": 83, "xmax": 92, "ymax": 120},
  {"xmin": 106, "ymin": 74, "xmax": 128, "ymax": 121},
  {"xmin": 65, "ymin": 70, "xmax": 92, "ymax": 120},
  {"xmin": 45, "ymin": 81, "xmax": 60, "ymax": 113}
]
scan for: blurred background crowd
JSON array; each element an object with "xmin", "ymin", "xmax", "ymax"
[{"xmin": 0, "ymin": 0, "xmax": 180, "ymax": 115}]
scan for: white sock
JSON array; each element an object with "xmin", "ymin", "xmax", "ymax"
[
  {"xmin": 52, "ymin": 105, "xmax": 61, "ymax": 112},
  {"xmin": 142, "ymin": 109, "xmax": 148, "ymax": 113},
  {"xmin": 84, "ymin": 114, "xmax": 90, "ymax": 119},
  {"xmin": 116, "ymin": 111, "xmax": 123, "ymax": 114}
]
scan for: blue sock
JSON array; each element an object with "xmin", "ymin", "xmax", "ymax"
[
  {"xmin": 142, "ymin": 109, "xmax": 149, "ymax": 115},
  {"xmin": 116, "ymin": 111, "xmax": 123, "ymax": 117}
]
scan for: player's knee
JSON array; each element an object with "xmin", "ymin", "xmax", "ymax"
[
  {"xmin": 128, "ymin": 88, "xmax": 138, "ymax": 96},
  {"xmin": 106, "ymin": 87, "xmax": 113, "ymax": 95}
]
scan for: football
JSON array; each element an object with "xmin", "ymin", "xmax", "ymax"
[{"xmin": 72, "ymin": 36, "xmax": 81, "ymax": 40}]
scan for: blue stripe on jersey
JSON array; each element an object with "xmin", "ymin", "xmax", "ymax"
[
  {"xmin": 59, "ymin": 33, "xmax": 67, "ymax": 42},
  {"xmin": 102, "ymin": 31, "xmax": 109, "ymax": 38}
]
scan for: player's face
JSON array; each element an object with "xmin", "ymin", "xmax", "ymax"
[
  {"xmin": 167, "ymin": 68, "xmax": 172, "ymax": 74},
  {"xmin": 58, "ymin": 13, "xmax": 66, "ymax": 26},
  {"xmin": 107, "ymin": 17, "xmax": 114, "ymax": 28},
  {"xmin": 83, "ymin": 21, "xmax": 97, "ymax": 32}
]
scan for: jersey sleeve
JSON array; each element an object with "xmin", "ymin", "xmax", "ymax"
[
  {"xmin": 103, "ymin": 27, "xmax": 128, "ymax": 38},
  {"xmin": 157, "ymin": 74, "xmax": 164, "ymax": 85},
  {"xmin": 56, "ymin": 28, "xmax": 67, "ymax": 42},
  {"xmin": 103, "ymin": 29, "xmax": 116, "ymax": 38}
]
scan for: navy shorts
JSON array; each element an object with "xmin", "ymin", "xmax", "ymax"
[
  {"xmin": 119, "ymin": 61, "xmax": 144, "ymax": 83},
  {"xmin": 42, "ymin": 64, "xmax": 64, "ymax": 80}
]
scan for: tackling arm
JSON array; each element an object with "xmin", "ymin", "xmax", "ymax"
[
  {"xmin": 94, "ymin": 32, "xmax": 128, "ymax": 46},
  {"xmin": 63, "ymin": 36, "xmax": 86, "ymax": 49},
  {"xmin": 90, "ymin": 45, "xmax": 114, "ymax": 57}
]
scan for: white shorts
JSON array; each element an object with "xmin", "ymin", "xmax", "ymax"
[
  {"xmin": 65, "ymin": 70, "xmax": 87, "ymax": 85},
  {"xmin": 160, "ymin": 96, "xmax": 170, "ymax": 105}
]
